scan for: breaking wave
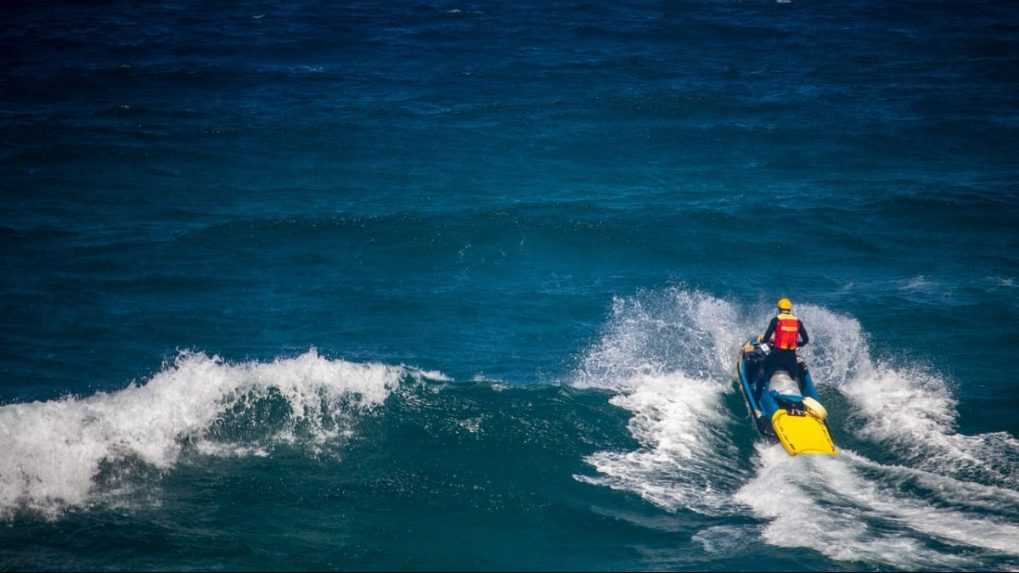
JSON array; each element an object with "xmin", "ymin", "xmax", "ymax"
[
  {"xmin": 3, "ymin": 286, "xmax": 1017, "ymax": 568},
  {"xmin": 0, "ymin": 349, "xmax": 445, "ymax": 518}
]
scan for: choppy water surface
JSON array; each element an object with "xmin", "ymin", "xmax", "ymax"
[{"xmin": 2, "ymin": 0, "xmax": 1018, "ymax": 570}]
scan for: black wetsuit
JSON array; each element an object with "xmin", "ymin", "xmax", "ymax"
[{"xmin": 761, "ymin": 315, "xmax": 809, "ymax": 379}]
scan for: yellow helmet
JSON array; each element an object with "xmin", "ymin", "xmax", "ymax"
[{"xmin": 777, "ymin": 297, "xmax": 792, "ymax": 311}]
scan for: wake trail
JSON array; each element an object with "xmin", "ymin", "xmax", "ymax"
[
  {"xmin": 572, "ymin": 286, "xmax": 1019, "ymax": 569},
  {"xmin": 571, "ymin": 289, "xmax": 749, "ymax": 515}
]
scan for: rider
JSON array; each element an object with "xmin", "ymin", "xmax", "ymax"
[{"xmin": 758, "ymin": 297, "xmax": 809, "ymax": 380}]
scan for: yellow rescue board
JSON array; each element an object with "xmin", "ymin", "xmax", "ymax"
[{"xmin": 771, "ymin": 410, "xmax": 837, "ymax": 456}]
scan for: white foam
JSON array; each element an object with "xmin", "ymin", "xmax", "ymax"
[
  {"xmin": 414, "ymin": 368, "xmax": 453, "ymax": 382},
  {"xmin": 735, "ymin": 445, "xmax": 965, "ymax": 568},
  {"xmin": 901, "ymin": 274, "xmax": 933, "ymax": 291},
  {"xmin": 793, "ymin": 305, "xmax": 1019, "ymax": 488},
  {"xmin": 0, "ymin": 349, "xmax": 436, "ymax": 518},
  {"xmin": 768, "ymin": 303, "xmax": 1018, "ymax": 487},
  {"xmin": 985, "ymin": 275, "xmax": 1015, "ymax": 289},
  {"xmin": 788, "ymin": 304, "xmax": 871, "ymax": 387},
  {"xmin": 575, "ymin": 372, "xmax": 742, "ymax": 515},
  {"xmin": 844, "ymin": 450, "xmax": 1019, "ymax": 520},
  {"xmin": 457, "ymin": 416, "xmax": 484, "ymax": 435},
  {"xmin": 736, "ymin": 445, "xmax": 1019, "ymax": 568},
  {"xmin": 895, "ymin": 275, "xmax": 963, "ymax": 305},
  {"xmin": 573, "ymin": 289, "xmax": 748, "ymax": 514},
  {"xmin": 691, "ymin": 525, "xmax": 753, "ymax": 555},
  {"xmin": 748, "ymin": 305, "xmax": 1019, "ymax": 566},
  {"xmin": 571, "ymin": 289, "xmax": 878, "ymax": 515},
  {"xmin": 842, "ymin": 363, "xmax": 1019, "ymax": 486},
  {"xmin": 574, "ymin": 287, "xmax": 1019, "ymax": 565},
  {"xmin": 573, "ymin": 288, "xmax": 743, "ymax": 390}
]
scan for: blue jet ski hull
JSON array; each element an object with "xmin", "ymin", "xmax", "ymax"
[{"xmin": 736, "ymin": 340, "xmax": 836, "ymax": 455}]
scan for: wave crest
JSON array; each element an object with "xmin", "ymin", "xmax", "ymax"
[{"xmin": 0, "ymin": 349, "xmax": 439, "ymax": 518}]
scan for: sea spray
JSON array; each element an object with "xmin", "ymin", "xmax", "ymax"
[
  {"xmin": 575, "ymin": 287, "xmax": 1019, "ymax": 567},
  {"xmin": 575, "ymin": 373, "xmax": 741, "ymax": 515},
  {"xmin": 572, "ymin": 288, "xmax": 749, "ymax": 514}
]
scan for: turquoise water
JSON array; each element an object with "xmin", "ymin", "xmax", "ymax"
[{"xmin": 2, "ymin": 0, "xmax": 1018, "ymax": 570}]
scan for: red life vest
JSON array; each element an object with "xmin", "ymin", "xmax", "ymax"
[{"xmin": 774, "ymin": 312, "xmax": 800, "ymax": 350}]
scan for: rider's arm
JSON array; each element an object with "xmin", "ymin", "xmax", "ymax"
[
  {"xmin": 759, "ymin": 317, "xmax": 777, "ymax": 343},
  {"xmin": 798, "ymin": 321, "xmax": 810, "ymax": 346}
]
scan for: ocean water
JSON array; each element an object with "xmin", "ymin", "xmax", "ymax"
[{"xmin": 2, "ymin": 0, "xmax": 1018, "ymax": 570}]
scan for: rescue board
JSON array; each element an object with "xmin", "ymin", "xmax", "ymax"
[{"xmin": 771, "ymin": 410, "xmax": 837, "ymax": 456}]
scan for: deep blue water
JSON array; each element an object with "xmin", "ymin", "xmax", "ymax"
[{"xmin": 2, "ymin": 0, "xmax": 1018, "ymax": 570}]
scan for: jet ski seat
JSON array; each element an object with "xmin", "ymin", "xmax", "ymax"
[{"xmin": 768, "ymin": 370, "xmax": 801, "ymax": 399}]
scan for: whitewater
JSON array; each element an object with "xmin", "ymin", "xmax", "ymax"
[
  {"xmin": 4, "ymin": 0, "xmax": 1018, "ymax": 569},
  {"xmin": 2, "ymin": 288, "xmax": 1017, "ymax": 570},
  {"xmin": 573, "ymin": 288, "xmax": 1019, "ymax": 569},
  {"xmin": 0, "ymin": 350, "xmax": 448, "ymax": 518}
]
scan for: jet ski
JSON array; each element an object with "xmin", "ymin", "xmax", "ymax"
[{"xmin": 735, "ymin": 339, "xmax": 836, "ymax": 456}]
